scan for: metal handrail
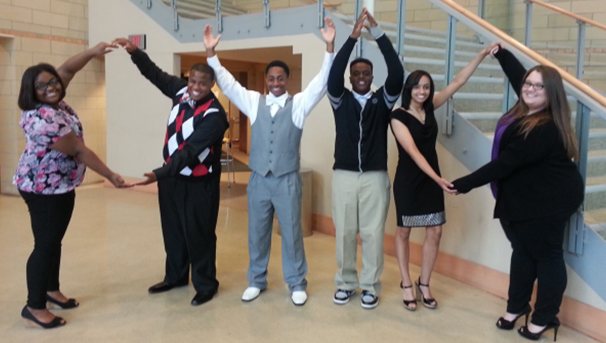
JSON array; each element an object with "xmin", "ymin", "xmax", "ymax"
[
  {"xmin": 430, "ymin": 0, "xmax": 606, "ymax": 110},
  {"xmin": 527, "ymin": 0, "xmax": 606, "ymax": 32}
]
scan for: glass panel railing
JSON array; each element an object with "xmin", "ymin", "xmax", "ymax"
[
  {"xmin": 221, "ymin": 0, "xmax": 253, "ymax": 16},
  {"xmin": 161, "ymin": 0, "xmax": 251, "ymax": 20}
]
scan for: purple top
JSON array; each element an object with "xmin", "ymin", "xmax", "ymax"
[
  {"xmin": 13, "ymin": 101, "xmax": 86, "ymax": 194},
  {"xmin": 490, "ymin": 115, "xmax": 514, "ymax": 198}
]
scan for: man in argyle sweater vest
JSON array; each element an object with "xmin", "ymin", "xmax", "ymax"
[{"xmin": 114, "ymin": 38, "xmax": 228, "ymax": 307}]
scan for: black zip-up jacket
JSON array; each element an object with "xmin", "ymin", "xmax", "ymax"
[
  {"xmin": 451, "ymin": 49, "xmax": 584, "ymax": 221},
  {"xmin": 328, "ymin": 29, "xmax": 404, "ymax": 172},
  {"xmin": 130, "ymin": 48, "xmax": 228, "ymax": 182}
]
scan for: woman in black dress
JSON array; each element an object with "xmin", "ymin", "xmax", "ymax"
[
  {"xmin": 391, "ymin": 42, "xmax": 499, "ymax": 310},
  {"xmin": 451, "ymin": 46, "xmax": 583, "ymax": 341}
]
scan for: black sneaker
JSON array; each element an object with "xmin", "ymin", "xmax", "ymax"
[
  {"xmin": 333, "ymin": 289, "xmax": 356, "ymax": 304},
  {"xmin": 361, "ymin": 290, "xmax": 379, "ymax": 309}
]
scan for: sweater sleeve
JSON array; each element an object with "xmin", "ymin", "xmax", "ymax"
[
  {"xmin": 451, "ymin": 122, "xmax": 558, "ymax": 194},
  {"xmin": 152, "ymin": 112, "xmax": 228, "ymax": 180},
  {"xmin": 375, "ymin": 33, "xmax": 404, "ymax": 104},
  {"xmin": 130, "ymin": 48, "xmax": 187, "ymax": 98},
  {"xmin": 494, "ymin": 48, "xmax": 527, "ymax": 98},
  {"xmin": 327, "ymin": 37, "xmax": 357, "ymax": 109}
]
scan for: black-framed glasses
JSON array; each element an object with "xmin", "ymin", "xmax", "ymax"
[
  {"xmin": 35, "ymin": 78, "xmax": 60, "ymax": 91},
  {"xmin": 522, "ymin": 81, "xmax": 545, "ymax": 91}
]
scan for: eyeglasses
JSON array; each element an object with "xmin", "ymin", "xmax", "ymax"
[
  {"xmin": 35, "ymin": 78, "xmax": 60, "ymax": 91},
  {"xmin": 522, "ymin": 81, "xmax": 545, "ymax": 91}
]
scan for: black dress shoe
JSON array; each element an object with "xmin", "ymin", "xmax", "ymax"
[
  {"xmin": 191, "ymin": 290, "xmax": 217, "ymax": 306},
  {"xmin": 148, "ymin": 281, "xmax": 187, "ymax": 294}
]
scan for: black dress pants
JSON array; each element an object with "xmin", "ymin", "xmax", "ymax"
[
  {"xmin": 20, "ymin": 190, "xmax": 76, "ymax": 309},
  {"xmin": 157, "ymin": 177, "xmax": 220, "ymax": 293},
  {"xmin": 500, "ymin": 214, "xmax": 569, "ymax": 326}
]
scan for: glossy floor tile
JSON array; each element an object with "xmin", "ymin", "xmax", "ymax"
[{"xmin": 0, "ymin": 181, "xmax": 600, "ymax": 343}]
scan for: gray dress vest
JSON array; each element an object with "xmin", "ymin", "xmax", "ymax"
[{"xmin": 249, "ymin": 95, "xmax": 303, "ymax": 177}]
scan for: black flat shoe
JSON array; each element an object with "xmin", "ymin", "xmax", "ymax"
[
  {"xmin": 191, "ymin": 289, "xmax": 217, "ymax": 306},
  {"xmin": 46, "ymin": 294, "xmax": 79, "ymax": 309},
  {"xmin": 21, "ymin": 306, "xmax": 66, "ymax": 329},
  {"xmin": 518, "ymin": 318, "xmax": 560, "ymax": 341},
  {"xmin": 496, "ymin": 304, "xmax": 531, "ymax": 330},
  {"xmin": 148, "ymin": 281, "xmax": 188, "ymax": 294}
]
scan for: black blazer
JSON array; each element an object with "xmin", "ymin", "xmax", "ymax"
[{"xmin": 451, "ymin": 49, "xmax": 584, "ymax": 221}]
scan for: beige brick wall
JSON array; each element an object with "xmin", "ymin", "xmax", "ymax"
[
  {"xmin": 509, "ymin": 0, "xmax": 606, "ymax": 49},
  {"xmin": 0, "ymin": 0, "xmax": 106, "ymax": 195}
]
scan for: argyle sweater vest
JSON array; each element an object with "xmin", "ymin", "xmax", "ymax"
[{"xmin": 162, "ymin": 87, "xmax": 222, "ymax": 179}]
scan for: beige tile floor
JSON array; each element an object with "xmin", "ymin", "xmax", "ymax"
[{"xmin": 0, "ymin": 176, "xmax": 600, "ymax": 343}]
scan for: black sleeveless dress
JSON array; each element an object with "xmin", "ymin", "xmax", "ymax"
[{"xmin": 391, "ymin": 108, "xmax": 446, "ymax": 227}]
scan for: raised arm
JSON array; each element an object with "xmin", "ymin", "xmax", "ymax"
[
  {"xmin": 292, "ymin": 17, "xmax": 336, "ymax": 126},
  {"xmin": 328, "ymin": 11, "xmax": 366, "ymax": 103},
  {"xmin": 391, "ymin": 118, "xmax": 455, "ymax": 193},
  {"xmin": 204, "ymin": 25, "xmax": 260, "ymax": 119},
  {"xmin": 433, "ymin": 42, "xmax": 499, "ymax": 109},
  {"xmin": 366, "ymin": 11, "xmax": 403, "ymax": 102},
  {"xmin": 57, "ymin": 42, "xmax": 115, "ymax": 89},
  {"xmin": 113, "ymin": 38, "xmax": 186, "ymax": 99},
  {"xmin": 494, "ymin": 46, "xmax": 527, "ymax": 97}
]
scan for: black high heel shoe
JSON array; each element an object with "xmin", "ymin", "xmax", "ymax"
[
  {"xmin": 518, "ymin": 318, "xmax": 560, "ymax": 341},
  {"xmin": 496, "ymin": 304, "xmax": 531, "ymax": 330},
  {"xmin": 399, "ymin": 282, "xmax": 417, "ymax": 311},
  {"xmin": 415, "ymin": 277, "xmax": 437, "ymax": 309},
  {"xmin": 21, "ymin": 306, "xmax": 66, "ymax": 329},
  {"xmin": 46, "ymin": 294, "xmax": 79, "ymax": 309}
]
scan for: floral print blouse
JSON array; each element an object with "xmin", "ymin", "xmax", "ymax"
[{"xmin": 13, "ymin": 101, "xmax": 86, "ymax": 194}]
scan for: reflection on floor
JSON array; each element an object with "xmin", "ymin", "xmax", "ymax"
[{"xmin": 0, "ymin": 178, "xmax": 599, "ymax": 343}]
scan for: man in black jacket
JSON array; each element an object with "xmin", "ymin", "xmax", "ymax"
[
  {"xmin": 328, "ymin": 9, "xmax": 403, "ymax": 309},
  {"xmin": 114, "ymin": 38, "xmax": 228, "ymax": 306}
]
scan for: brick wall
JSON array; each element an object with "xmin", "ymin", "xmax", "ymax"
[
  {"xmin": 510, "ymin": 0, "xmax": 606, "ymax": 49},
  {"xmin": 0, "ymin": 0, "xmax": 106, "ymax": 195}
]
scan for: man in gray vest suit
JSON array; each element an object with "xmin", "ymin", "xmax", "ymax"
[{"xmin": 204, "ymin": 19, "xmax": 335, "ymax": 306}]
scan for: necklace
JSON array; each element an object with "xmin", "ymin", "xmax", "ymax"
[{"xmin": 405, "ymin": 106, "xmax": 425, "ymax": 124}]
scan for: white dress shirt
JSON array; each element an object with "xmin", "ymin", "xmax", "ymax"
[{"xmin": 207, "ymin": 51, "xmax": 335, "ymax": 129}]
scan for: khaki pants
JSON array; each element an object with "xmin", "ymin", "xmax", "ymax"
[{"xmin": 332, "ymin": 170, "xmax": 390, "ymax": 295}]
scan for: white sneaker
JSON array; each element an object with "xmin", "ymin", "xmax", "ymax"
[
  {"xmin": 242, "ymin": 287, "xmax": 262, "ymax": 302},
  {"xmin": 291, "ymin": 291, "xmax": 307, "ymax": 306}
]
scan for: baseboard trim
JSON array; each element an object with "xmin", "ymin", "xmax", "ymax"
[{"xmin": 313, "ymin": 213, "xmax": 606, "ymax": 343}]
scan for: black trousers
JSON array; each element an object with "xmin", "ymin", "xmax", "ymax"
[
  {"xmin": 20, "ymin": 190, "xmax": 76, "ymax": 309},
  {"xmin": 500, "ymin": 214, "xmax": 569, "ymax": 326},
  {"xmin": 157, "ymin": 177, "xmax": 220, "ymax": 293}
]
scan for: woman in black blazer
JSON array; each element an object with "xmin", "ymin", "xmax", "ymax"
[{"xmin": 451, "ymin": 46, "xmax": 584, "ymax": 341}]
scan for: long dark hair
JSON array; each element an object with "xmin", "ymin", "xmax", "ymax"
[
  {"xmin": 18, "ymin": 63, "xmax": 66, "ymax": 111},
  {"xmin": 500, "ymin": 65, "xmax": 578, "ymax": 160},
  {"xmin": 401, "ymin": 70, "xmax": 435, "ymax": 113}
]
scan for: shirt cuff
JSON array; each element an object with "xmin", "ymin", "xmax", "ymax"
[
  {"xmin": 369, "ymin": 25, "xmax": 384, "ymax": 39},
  {"xmin": 153, "ymin": 166, "xmax": 169, "ymax": 181},
  {"xmin": 207, "ymin": 55, "xmax": 221, "ymax": 68}
]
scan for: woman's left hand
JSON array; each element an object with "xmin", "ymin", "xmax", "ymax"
[
  {"xmin": 437, "ymin": 178, "xmax": 457, "ymax": 194},
  {"xmin": 108, "ymin": 173, "xmax": 133, "ymax": 188},
  {"xmin": 482, "ymin": 42, "xmax": 505, "ymax": 58},
  {"xmin": 91, "ymin": 42, "xmax": 118, "ymax": 56}
]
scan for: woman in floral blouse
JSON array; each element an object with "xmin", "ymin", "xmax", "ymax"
[{"xmin": 14, "ymin": 42, "xmax": 129, "ymax": 329}]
